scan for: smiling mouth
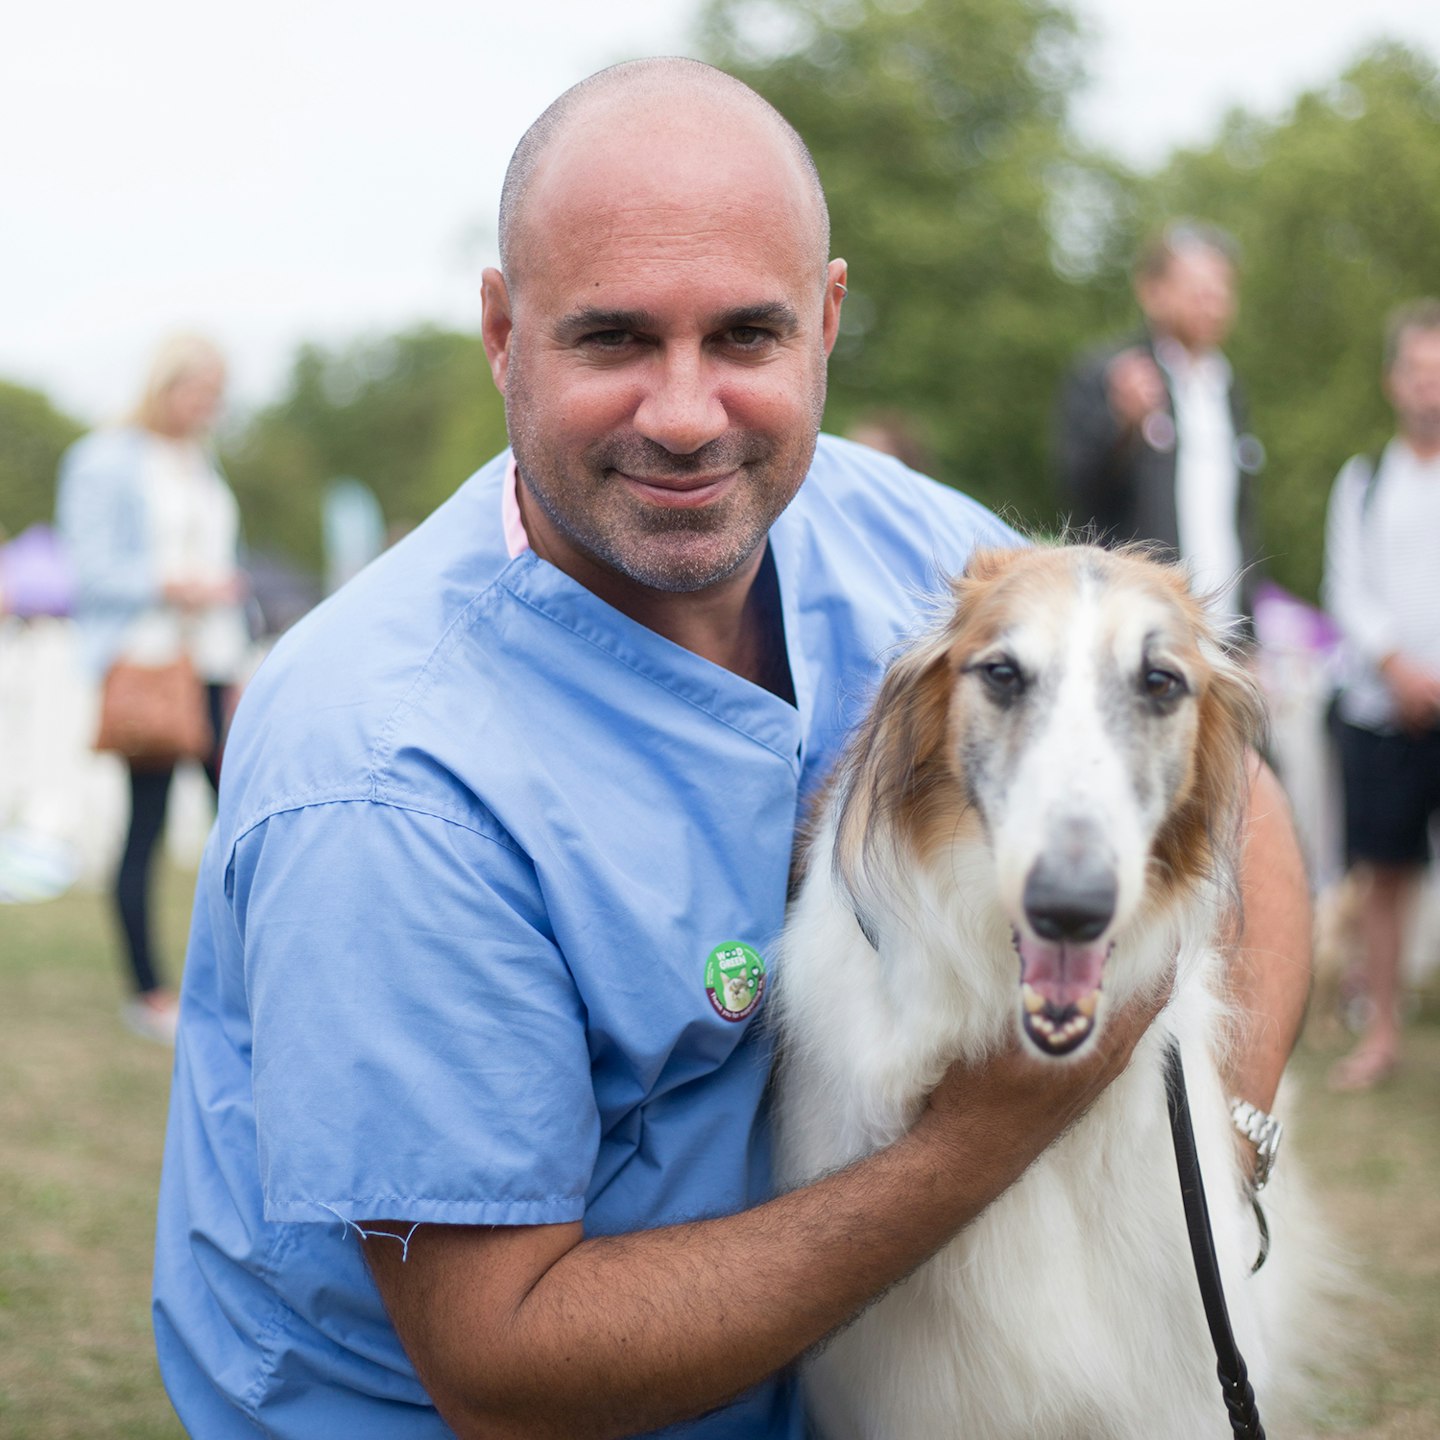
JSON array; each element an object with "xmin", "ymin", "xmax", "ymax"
[
  {"xmin": 1012, "ymin": 930, "xmax": 1111, "ymax": 1056},
  {"xmin": 616, "ymin": 469, "xmax": 740, "ymax": 508},
  {"xmin": 1021, "ymin": 981, "xmax": 1100, "ymax": 1055}
]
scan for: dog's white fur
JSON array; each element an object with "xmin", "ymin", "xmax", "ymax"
[{"xmin": 774, "ymin": 545, "xmax": 1319, "ymax": 1440}]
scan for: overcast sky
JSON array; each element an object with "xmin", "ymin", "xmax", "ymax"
[{"xmin": 3, "ymin": 0, "xmax": 1438, "ymax": 424}]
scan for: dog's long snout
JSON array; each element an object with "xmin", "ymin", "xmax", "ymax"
[{"xmin": 1023, "ymin": 846, "xmax": 1118, "ymax": 943}]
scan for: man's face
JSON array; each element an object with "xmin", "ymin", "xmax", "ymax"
[
  {"xmin": 1386, "ymin": 326, "xmax": 1440, "ymax": 452},
  {"xmin": 1138, "ymin": 246, "xmax": 1236, "ymax": 354},
  {"xmin": 483, "ymin": 119, "xmax": 844, "ymax": 600}
]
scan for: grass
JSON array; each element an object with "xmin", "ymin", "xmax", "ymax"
[
  {"xmin": 1, "ymin": 868, "xmax": 1437, "ymax": 1437},
  {"xmin": 1289, "ymin": 1002, "xmax": 1440, "ymax": 1437},
  {"xmin": 0, "ymin": 868, "xmax": 191, "ymax": 1440}
]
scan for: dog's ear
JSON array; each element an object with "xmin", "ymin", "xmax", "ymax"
[
  {"xmin": 835, "ymin": 544, "xmax": 1024, "ymax": 904},
  {"xmin": 832, "ymin": 621, "xmax": 962, "ymax": 922},
  {"xmin": 1153, "ymin": 630, "xmax": 1266, "ymax": 891},
  {"xmin": 1196, "ymin": 640, "xmax": 1267, "ymax": 835}
]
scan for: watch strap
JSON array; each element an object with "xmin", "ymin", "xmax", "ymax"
[{"xmin": 1229, "ymin": 1096, "xmax": 1282, "ymax": 1191}]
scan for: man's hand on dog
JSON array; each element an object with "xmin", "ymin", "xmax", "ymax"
[{"xmin": 915, "ymin": 967, "xmax": 1176, "ymax": 1187}]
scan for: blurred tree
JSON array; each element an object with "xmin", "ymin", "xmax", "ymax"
[
  {"xmin": 222, "ymin": 326, "xmax": 507, "ymax": 572},
  {"xmin": 1139, "ymin": 43, "xmax": 1440, "ymax": 600},
  {"xmin": 698, "ymin": 0, "xmax": 1136, "ymax": 528},
  {"xmin": 0, "ymin": 380, "xmax": 84, "ymax": 539},
  {"xmin": 14, "ymin": 29, "xmax": 1430, "ymax": 609}
]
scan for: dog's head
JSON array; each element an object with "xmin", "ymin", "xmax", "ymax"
[{"xmin": 834, "ymin": 543, "xmax": 1263, "ymax": 1057}]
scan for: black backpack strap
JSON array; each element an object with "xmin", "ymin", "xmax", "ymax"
[{"xmin": 1357, "ymin": 453, "xmax": 1381, "ymax": 519}]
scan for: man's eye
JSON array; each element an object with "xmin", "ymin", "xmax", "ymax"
[
  {"xmin": 582, "ymin": 330, "xmax": 633, "ymax": 350},
  {"xmin": 726, "ymin": 326, "xmax": 772, "ymax": 349}
]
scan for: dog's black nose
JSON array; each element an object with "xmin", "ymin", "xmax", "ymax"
[{"xmin": 1023, "ymin": 855, "xmax": 1117, "ymax": 943}]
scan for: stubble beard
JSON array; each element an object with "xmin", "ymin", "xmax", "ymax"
[{"xmin": 504, "ymin": 363, "xmax": 824, "ymax": 596}]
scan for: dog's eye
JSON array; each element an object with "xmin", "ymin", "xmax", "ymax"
[
  {"xmin": 1142, "ymin": 668, "xmax": 1186, "ymax": 703},
  {"xmin": 980, "ymin": 660, "xmax": 1025, "ymax": 700}
]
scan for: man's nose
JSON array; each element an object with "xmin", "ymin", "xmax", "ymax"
[{"xmin": 632, "ymin": 350, "xmax": 728, "ymax": 455}]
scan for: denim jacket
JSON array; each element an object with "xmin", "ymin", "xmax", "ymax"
[{"xmin": 56, "ymin": 426, "xmax": 162, "ymax": 677}]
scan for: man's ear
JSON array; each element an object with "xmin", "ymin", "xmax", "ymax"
[
  {"xmin": 481, "ymin": 268, "xmax": 514, "ymax": 393},
  {"xmin": 822, "ymin": 258, "xmax": 847, "ymax": 358}
]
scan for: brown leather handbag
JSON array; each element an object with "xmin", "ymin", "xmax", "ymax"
[{"xmin": 95, "ymin": 656, "xmax": 213, "ymax": 768}]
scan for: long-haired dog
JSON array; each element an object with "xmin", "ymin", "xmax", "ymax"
[{"xmin": 773, "ymin": 544, "xmax": 1321, "ymax": 1440}]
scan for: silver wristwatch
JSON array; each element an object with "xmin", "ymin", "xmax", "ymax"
[{"xmin": 1229, "ymin": 1097, "xmax": 1283, "ymax": 1191}]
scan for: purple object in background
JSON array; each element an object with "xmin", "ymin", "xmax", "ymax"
[
  {"xmin": 1252, "ymin": 578, "xmax": 1341, "ymax": 655},
  {"xmin": 0, "ymin": 525, "xmax": 74, "ymax": 618}
]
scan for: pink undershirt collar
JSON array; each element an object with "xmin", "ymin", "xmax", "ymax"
[{"xmin": 502, "ymin": 457, "xmax": 530, "ymax": 558}]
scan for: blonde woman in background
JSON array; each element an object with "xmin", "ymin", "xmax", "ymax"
[{"xmin": 57, "ymin": 335, "xmax": 249, "ymax": 1043}]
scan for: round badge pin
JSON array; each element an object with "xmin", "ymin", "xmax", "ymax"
[{"xmin": 705, "ymin": 941, "xmax": 767, "ymax": 1022}]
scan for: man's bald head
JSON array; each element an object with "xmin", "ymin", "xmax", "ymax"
[
  {"xmin": 497, "ymin": 58, "xmax": 830, "ymax": 287},
  {"xmin": 480, "ymin": 57, "xmax": 848, "ymax": 606}
]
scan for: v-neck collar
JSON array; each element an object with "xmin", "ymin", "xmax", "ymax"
[{"xmin": 498, "ymin": 530, "xmax": 811, "ymax": 772}]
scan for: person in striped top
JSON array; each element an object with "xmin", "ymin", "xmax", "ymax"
[{"xmin": 1323, "ymin": 298, "xmax": 1440, "ymax": 1090}]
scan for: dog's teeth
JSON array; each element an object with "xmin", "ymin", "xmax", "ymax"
[
  {"xmin": 1077, "ymin": 993, "xmax": 1098, "ymax": 1019},
  {"xmin": 1022, "ymin": 984, "xmax": 1045, "ymax": 1015}
]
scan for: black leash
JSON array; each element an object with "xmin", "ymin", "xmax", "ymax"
[{"xmin": 1163, "ymin": 1039, "xmax": 1266, "ymax": 1439}]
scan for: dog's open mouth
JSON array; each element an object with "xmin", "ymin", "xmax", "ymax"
[{"xmin": 1012, "ymin": 931, "xmax": 1111, "ymax": 1055}]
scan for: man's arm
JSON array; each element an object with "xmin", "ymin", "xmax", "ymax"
[
  {"xmin": 1054, "ymin": 349, "xmax": 1155, "ymax": 532},
  {"xmin": 1321, "ymin": 456, "xmax": 1397, "ymax": 676},
  {"xmin": 1224, "ymin": 755, "xmax": 1313, "ymax": 1113},
  {"xmin": 366, "ymin": 763, "xmax": 1311, "ymax": 1440},
  {"xmin": 1378, "ymin": 651, "xmax": 1440, "ymax": 734},
  {"xmin": 364, "ymin": 986, "xmax": 1168, "ymax": 1440}
]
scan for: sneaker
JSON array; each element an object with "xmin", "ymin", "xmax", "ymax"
[{"xmin": 120, "ymin": 993, "xmax": 180, "ymax": 1045}]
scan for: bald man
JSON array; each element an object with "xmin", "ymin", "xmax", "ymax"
[{"xmin": 153, "ymin": 60, "xmax": 1311, "ymax": 1439}]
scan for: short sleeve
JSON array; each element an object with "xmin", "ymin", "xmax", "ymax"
[
  {"xmin": 229, "ymin": 799, "xmax": 599, "ymax": 1227},
  {"xmin": 1321, "ymin": 456, "xmax": 1395, "ymax": 665}
]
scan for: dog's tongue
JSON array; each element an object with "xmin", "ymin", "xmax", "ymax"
[
  {"xmin": 1016, "ymin": 937, "xmax": 1107, "ymax": 1008},
  {"xmin": 1015, "ymin": 936, "xmax": 1108, "ymax": 1056}
]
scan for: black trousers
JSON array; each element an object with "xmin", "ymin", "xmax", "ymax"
[{"xmin": 114, "ymin": 684, "xmax": 227, "ymax": 996}]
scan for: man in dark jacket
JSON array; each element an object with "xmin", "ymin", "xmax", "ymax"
[{"xmin": 1056, "ymin": 222, "xmax": 1264, "ymax": 635}]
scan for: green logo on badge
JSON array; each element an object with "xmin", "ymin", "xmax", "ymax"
[{"xmin": 705, "ymin": 941, "xmax": 767, "ymax": 1022}]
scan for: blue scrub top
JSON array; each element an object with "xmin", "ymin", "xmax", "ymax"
[{"xmin": 153, "ymin": 435, "xmax": 1018, "ymax": 1438}]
